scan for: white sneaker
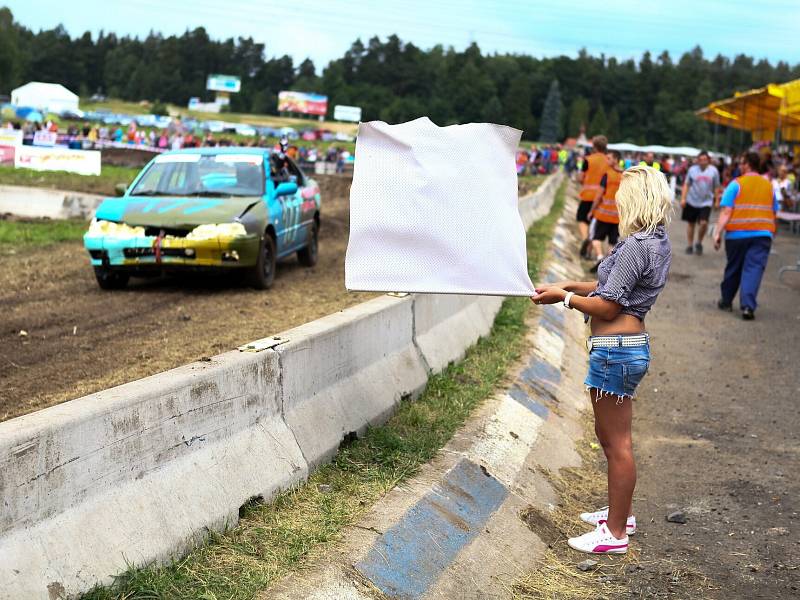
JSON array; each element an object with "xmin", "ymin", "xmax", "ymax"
[
  {"xmin": 580, "ymin": 506, "xmax": 636, "ymax": 535},
  {"xmin": 568, "ymin": 521, "xmax": 629, "ymax": 554}
]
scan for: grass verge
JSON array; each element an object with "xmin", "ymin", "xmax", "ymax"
[
  {"xmin": 518, "ymin": 174, "xmax": 545, "ymax": 197},
  {"xmin": 81, "ymin": 183, "xmax": 566, "ymax": 600},
  {"xmin": 0, "ymin": 164, "xmax": 139, "ymax": 196},
  {"xmin": 0, "ymin": 218, "xmax": 86, "ymax": 250}
]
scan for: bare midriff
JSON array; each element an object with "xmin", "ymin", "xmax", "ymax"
[{"xmin": 589, "ymin": 313, "xmax": 645, "ymax": 336}]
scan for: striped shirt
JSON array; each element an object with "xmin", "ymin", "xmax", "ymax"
[{"xmin": 586, "ymin": 224, "xmax": 672, "ymax": 322}]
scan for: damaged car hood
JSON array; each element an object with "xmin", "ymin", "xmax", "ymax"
[{"xmin": 94, "ymin": 195, "xmax": 264, "ymax": 229}]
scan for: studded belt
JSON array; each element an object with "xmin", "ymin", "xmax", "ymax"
[{"xmin": 586, "ymin": 333, "xmax": 649, "ymax": 351}]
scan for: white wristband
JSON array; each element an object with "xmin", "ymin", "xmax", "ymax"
[{"xmin": 564, "ymin": 291, "xmax": 575, "ymax": 309}]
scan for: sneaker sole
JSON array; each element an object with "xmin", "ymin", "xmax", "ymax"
[{"xmin": 567, "ymin": 539, "xmax": 628, "ymax": 554}]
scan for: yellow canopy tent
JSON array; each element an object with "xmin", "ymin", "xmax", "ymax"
[{"xmin": 696, "ymin": 78, "xmax": 800, "ymax": 143}]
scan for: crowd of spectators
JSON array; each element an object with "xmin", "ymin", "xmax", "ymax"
[
  {"xmin": 0, "ymin": 117, "xmax": 354, "ymax": 171},
  {"xmin": 5, "ymin": 116, "xmax": 797, "ymax": 197}
]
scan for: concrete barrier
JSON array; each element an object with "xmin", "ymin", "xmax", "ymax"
[
  {"xmin": 278, "ymin": 294, "xmax": 429, "ymax": 468},
  {"xmin": 0, "ymin": 184, "xmax": 104, "ymax": 220},
  {"xmin": 412, "ymin": 294, "xmax": 503, "ymax": 373},
  {"xmin": 0, "ymin": 350, "xmax": 306, "ymax": 598},
  {"xmin": 0, "ymin": 172, "xmax": 563, "ymax": 599}
]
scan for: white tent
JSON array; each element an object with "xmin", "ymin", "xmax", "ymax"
[
  {"xmin": 10, "ymin": 82, "xmax": 79, "ymax": 114},
  {"xmin": 605, "ymin": 142, "xmax": 725, "ymax": 159}
]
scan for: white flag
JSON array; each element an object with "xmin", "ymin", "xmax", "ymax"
[{"xmin": 345, "ymin": 117, "xmax": 535, "ymax": 296}]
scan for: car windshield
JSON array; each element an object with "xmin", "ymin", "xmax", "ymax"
[{"xmin": 131, "ymin": 154, "xmax": 265, "ymax": 197}]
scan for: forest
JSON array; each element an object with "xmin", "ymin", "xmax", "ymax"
[{"xmin": 1, "ymin": 6, "xmax": 797, "ymax": 146}]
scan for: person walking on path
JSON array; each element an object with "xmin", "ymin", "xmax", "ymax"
[
  {"xmin": 577, "ymin": 135, "xmax": 609, "ymax": 259},
  {"xmin": 588, "ymin": 149, "xmax": 623, "ymax": 272},
  {"xmin": 713, "ymin": 152, "xmax": 779, "ymax": 320},
  {"xmin": 532, "ymin": 165, "xmax": 673, "ymax": 554},
  {"xmin": 680, "ymin": 150, "xmax": 720, "ymax": 255}
]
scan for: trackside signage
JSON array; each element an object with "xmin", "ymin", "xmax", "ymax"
[
  {"xmin": 334, "ymin": 105, "xmax": 362, "ymax": 122},
  {"xmin": 15, "ymin": 145, "xmax": 102, "ymax": 176},
  {"xmin": 0, "ymin": 128, "xmax": 23, "ymax": 147}
]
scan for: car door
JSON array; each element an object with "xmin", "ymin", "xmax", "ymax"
[
  {"xmin": 268, "ymin": 154, "xmax": 302, "ymax": 255},
  {"xmin": 281, "ymin": 158, "xmax": 309, "ymax": 250}
]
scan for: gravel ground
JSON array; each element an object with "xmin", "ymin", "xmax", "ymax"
[{"xmin": 618, "ymin": 216, "xmax": 800, "ymax": 598}]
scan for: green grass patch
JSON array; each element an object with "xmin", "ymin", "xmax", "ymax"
[
  {"xmin": 0, "ymin": 218, "xmax": 87, "ymax": 249},
  {"xmin": 80, "ymin": 98, "xmax": 360, "ymax": 136},
  {"xmin": 518, "ymin": 174, "xmax": 545, "ymax": 196},
  {"xmin": 0, "ymin": 164, "xmax": 140, "ymax": 196},
  {"xmin": 82, "ymin": 183, "xmax": 566, "ymax": 600}
]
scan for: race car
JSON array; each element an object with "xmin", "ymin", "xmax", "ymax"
[{"xmin": 83, "ymin": 147, "xmax": 321, "ymax": 290}]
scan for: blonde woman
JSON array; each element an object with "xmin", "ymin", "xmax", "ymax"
[{"xmin": 532, "ymin": 166, "xmax": 672, "ymax": 554}]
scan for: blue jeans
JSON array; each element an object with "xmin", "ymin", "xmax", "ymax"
[
  {"xmin": 584, "ymin": 341, "xmax": 651, "ymax": 399},
  {"xmin": 720, "ymin": 236, "xmax": 772, "ymax": 310}
]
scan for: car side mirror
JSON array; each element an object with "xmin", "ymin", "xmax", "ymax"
[{"xmin": 275, "ymin": 181, "xmax": 298, "ymax": 196}]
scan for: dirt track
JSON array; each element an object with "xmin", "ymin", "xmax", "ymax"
[
  {"xmin": 620, "ymin": 217, "xmax": 800, "ymax": 598},
  {"xmin": 1, "ymin": 175, "xmax": 541, "ymax": 421},
  {"xmin": 0, "ymin": 175, "xmax": 379, "ymax": 421}
]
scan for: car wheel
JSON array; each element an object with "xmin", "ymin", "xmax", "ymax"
[
  {"xmin": 297, "ymin": 222, "xmax": 319, "ymax": 267},
  {"xmin": 94, "ymin": 267, "xmax": 129, "ymax": 290},
  {"xmin": 248, "ymin": 233, "xmax": 277, "ymax": 289}
]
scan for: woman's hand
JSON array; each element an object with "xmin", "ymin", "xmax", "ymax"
[
  {"xmin": 531, "ymin": 287, "xmax": 567, "ymax": 305},
  {"xmin": 537, "ymin": 280, "xmax": 573, "ymax": 292}
]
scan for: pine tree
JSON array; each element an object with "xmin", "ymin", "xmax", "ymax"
[
  {"xmin": 567, "ymin": 96, "xmax": 590, "ymax": 138},
  {"xmin": 538, "ymin": 79, "xmax": 561, "ymax": 142},
  {"xmin": 589, "ymin": 103, "xmax": 609, "ymax": 137},
  {"xmin": 607, "ymin": 107, "xmax": 621, "ymax": 141}
]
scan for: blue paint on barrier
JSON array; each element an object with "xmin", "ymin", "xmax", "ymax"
[
  {"xmin": 508, "ymin": 385, "xmax": 550, "ymax": 419},
  {"xmin": 521, "ymin": 357, "xmax": 561, "ymax": 386},
  {"xmin": 519, "ymin": 357, "xmax": 562, "ymax": 403},
  {"xmin": 543, "ymin": 270, "xmax": 559, "ymax": 284},
  {"xmin": 542, "ymin": 304, "xmax": 564, "ymax": 326},
  {"xmin": 541, "ymin": 318, "xmax": 561, "ymax": 336},
  {"xmin": 355, "ymin": 458, "xmax": 508, "ymax": 599}
]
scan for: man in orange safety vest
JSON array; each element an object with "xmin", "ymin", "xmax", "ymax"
[
  {"xmin": 577, "ymin": 135, "xmax": 608, "ymax": 258},
  {"xmin": 713, "ymin": 151, "xmax": 778, "ymax": 320}
]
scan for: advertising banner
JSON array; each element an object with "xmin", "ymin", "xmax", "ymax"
[
  {"xmin": 33, "ymin": 130, "xmax": 58, "ymax": 147},
  {"xmin": 188, "ymin": 97, "xmax": 222, "ymax": 113},
  {"xmin": 0, "ymin": 128, "xmax": 23, "ymax": 148},
  {"xmin": 15, "ymin": 146, "xmax": 102, "ymax": 176},
  {"xmin": 334, "ymin": 105, "xmax": 362, "ymax": 122},
  {"xmin": 0, "ymin": 145, "xmax": 15, "ymax": 165},
  {"xmin": 278, "ymin": 91, "xmax": 328, "ymax": 116},
  {"xmin": 206, "ymin": 74, "xmax": 242, "ymax": 94}
]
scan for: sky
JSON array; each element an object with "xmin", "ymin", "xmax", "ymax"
[{"xmin": 5, "ymin": 0, "xmax": 800, "ymax": 68}]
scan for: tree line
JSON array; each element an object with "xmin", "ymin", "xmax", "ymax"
[{"xmin": 1, "ymin": 6, "xmax": 797, "ymax": 148}]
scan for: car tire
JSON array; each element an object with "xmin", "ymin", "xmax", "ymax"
[
  {"xmin": 297, "ymin": 222, "xmax": 319, "ymax": 267},
  {"xmin": 248, "ymin": 233, "xmax": 277, "ymax": 289},
  {"xmin": 94, "ymin": 267, "xmax": 129, "ymax": 290}
]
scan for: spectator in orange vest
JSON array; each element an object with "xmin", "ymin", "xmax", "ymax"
[
  {"xmin": 577, "ymin": 135, "xmax": 609, "ymax": 258},
  {"xmin": 713, "ymin": 152, "xmax": 779, "ymax": 320},
  {"xmin": 589, "ymin": 150, "xmax": 623, "ymax": 272}
]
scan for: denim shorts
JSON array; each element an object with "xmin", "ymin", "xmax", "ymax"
[{"xmin": 584, "ymin": 338, "xmax": 651, "ymax": 400}]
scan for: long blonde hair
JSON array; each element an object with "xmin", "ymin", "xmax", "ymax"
[{"xmin": 615, "ymin": 165, "xmax": 673, "ymax": 237}]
